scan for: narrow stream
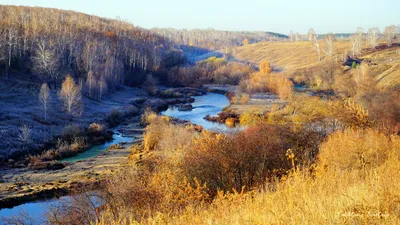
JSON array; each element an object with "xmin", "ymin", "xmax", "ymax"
[
  {"xmin": 61, "ymin": 132, "xmax": 134, "ymax": 163},
  {"xmin": 0, "ymin": 92, "xmax": 231, "ymax": 224}
]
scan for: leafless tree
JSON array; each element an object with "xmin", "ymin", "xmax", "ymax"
[
  {"xmin": 312, "ymin": 34, "xmax": 321, "ymax": 62},
  {"xmin": 59, "ymin": 75, "xmax": 82, "ymax": 117},
  {"xmin": 323, "ymin": 33, "xmax": 336, "ymax": 57},
  {"xmin": 39, "ymin": 83, "xmax": 51, "ymax": 121},
  {"xmin": 295, "ymin": 32, "xmax": 301, "ymax": 42},
  {"xmin": 33, "ymin": 41, "xmax": 60, "ymax": 84},
  {"xmin": 99, "ymin": 75, "xmax": 107, "ymax": 100},
  {"xmin": 86, "ymin": 70, "xmax": 94, "ymax": 98},
  {"xmin": 19, "ymin": 125, "xmax": 32, "ymax": 144},
  {"xmin": 5, "ymin": 26, "xmax": 18, "ymax": 80},
  {"xmin": 349, "ymin": 30, "xmax": 363, "ymax": 58},
  {"xmin": 383, "ymin": 25, "xmax": 396, "ymax": 47},
  {"xmin": 367, "ymin": 27, "xmax": 380, "ymax": 50},
  {"xmin": 307, "ymin": 28, "xmax": 316, "ymax": 41},
  {"xmin": 289, "ymin": 30, "xmax": 294, "ymax": 43},
  {"xmin": 152, "ymin": 46, "xmax": 162, "ymax": 70}
]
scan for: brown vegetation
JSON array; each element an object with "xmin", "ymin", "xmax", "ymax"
[{"xmin": 243, "ymin": 71, "xmax": 293, "ymax": 99}]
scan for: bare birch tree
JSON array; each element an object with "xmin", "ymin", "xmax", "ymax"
[
  {"xmin": 367, "ymin": 27, "xmax": 380, "ymax": 50},
  {"xmin": 307, "ymin": 28, "xmax": 316, "ymax": 41},
  {"xmin": 312, "ymin": 34, "xmax": 321, "ymax": 62},
  {"xmin": 323, "ymin": 33, "xmax": 336, "ymax": 57},
  {"xmin": 86, "ymin": 70, "xmax": 94, "ymax": 98},
  {"xmin": 39, "ymin": 83, "xmax": 51, "ymax": 121},
  {"xmin": 289, "ymin": 30, "xmax": 294, "ymax": 43},
  {"xmin": 33, "ymin": 41, "xmax": 60, "ymax": 84},
  {"xmin": 383, "ymin": 25, "xmax": 396, "ymax": 47},
  {"xmin": 5, "ymin": 26, "xmax": 18, "ymax": 80}
]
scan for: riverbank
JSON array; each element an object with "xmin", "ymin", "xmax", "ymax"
[
  {"xmin": 0, "ymin": 87, "xmax": 230, "ymax": 212},
  {"xmin": 0, "ymin": 120, "xmax": 144, "ymax": 209}
]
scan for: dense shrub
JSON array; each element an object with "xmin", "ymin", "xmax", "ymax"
[
  {"xmin": 319, "ymin": 129, "xmax": 400, "ymax": 170},
  {"xmin": 107, "ymin": 109, "xmax": 123, "ymax": 127},
  {"xmin": 167, "ymin": 66, "xmax": 207, "ymax": 87},
  {"xmin": 184, "ymin": 124, "xmax": 294, "ymax": 195},
  {"xmin": 88, "ymin": 123, "xmax": 106, "ymax": 133},
  {"xmin": 245, "ymin": 72, "xmax": 293, "ymax": 99},
  {"xmin": 260, "ymin": 60, "xmax": 272, "ymax": 74},
  {"xmin": 61, "ymin": 124, "xmax": 82, "ymax": 140}
]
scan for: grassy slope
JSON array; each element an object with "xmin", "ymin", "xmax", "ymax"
[
  {"xmin": 233, "ymin": 41, "xmax": 400, "ymax": 87},
  {"xmin": 362, "ymin": 47, "xmax": 400, "ymax": 87},
  {"xmin": 234, "ymin": 41, "xmax": 351, "ymax": 71}
]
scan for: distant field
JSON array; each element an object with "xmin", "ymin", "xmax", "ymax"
[{"xmin": 233, "ymin": 41, "xmax": 400, "ymax": 87}]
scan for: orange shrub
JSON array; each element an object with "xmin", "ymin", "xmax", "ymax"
[
  {"xmin": 246, "ymin": 72, "xmax": 293, "ymax": 100},
  {"xmin": 183, "ymin": 125, "xmax": 294, "ymax": 195},
  {"xmin": 260, "ymin": 61, "xmax": 272, "ymax": 74}
]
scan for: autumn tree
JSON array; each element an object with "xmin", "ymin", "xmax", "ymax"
[
  {"xmin": 59, "ymin": 75, "xmax": 82, "ymax": 117},
  {"xmin": 39, "ymin": 83, "xmax": 51, "ymax": 121},
  {"xmin": 260, "ymin": 61, "xmax": 272, "ymax": 74}
]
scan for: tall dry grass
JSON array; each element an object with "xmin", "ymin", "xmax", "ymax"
[{"xmin": 97, "ymin": 128, "xmax": 400, "ymax": 225}]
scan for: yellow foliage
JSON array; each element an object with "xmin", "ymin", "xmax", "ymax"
[
  {"xmin": 97, "ymin": 128, "xmax": 400, "ymax": 225},
  {"xmin": 319, "ymin": 129, "xmax": 399, "ymax": 170},
  {"xmin": 239, "ymin": 112, "xmax": 264, "ymax": 125},
  {"xmin": 260, "ymin": 60, "xmax": 272, "ymax": 74}
]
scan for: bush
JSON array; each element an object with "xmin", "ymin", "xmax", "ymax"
[
  {"xmin": 108, "ymin": 143, "xmax": 122, "ymax": 150},
  {"xmin": 240, "ymin": 94, "xmax": 250, "ymax": 104},
  {"xmin": 88, "ymin": 123, "xmax": 105, "ymax": 133},
  {"xmin": 124, "ymin": 105, "xmax": 139, "ymax": 117},
  {"xmin": 62, "ymin": 124, "xmax": 82, "ymax": 139},
  {"xmin": 239, "ymin": 112, "xmax": 264, "ymax": 125},
  {"xmin": 260, "ymin": 60, "xmax": 272, "ymax": 74},
  {"xmin": 184, "ymin": 124, "xmax": 294, "ymax": 195},
  {"xmin": 107, "ymin": 108, "xmax": 123, "ymax": 127},
  {"xmin": 245, "ymin": 72, "xmax": 293, "ymax": 100}
]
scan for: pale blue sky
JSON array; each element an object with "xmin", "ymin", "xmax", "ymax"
[{"xmin": 2, "ymin": 0, "xmax": 399, "ymax": 34}]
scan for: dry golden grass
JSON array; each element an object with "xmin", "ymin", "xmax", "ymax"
[
  {"xmin": 97, "ymin": 128, "xmax": 400, "ymax": 225},
  {"xmin": 234, "ymin": 41, "xmax": 351, "ymax": 72},
  {"xmin": 235, "ymin": 41, "xmax": 400, "ymax": 88}
]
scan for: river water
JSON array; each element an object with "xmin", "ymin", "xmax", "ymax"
[
  {"xmin": 0, "ymin": 92, "xmax": 230, "ymax": 224},
  {"xmin": 162, "ymin": 92, "xmax": 230, "ymax": 131}
]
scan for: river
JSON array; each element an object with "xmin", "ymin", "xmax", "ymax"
[
  {"xmin": 0, "ymin": 92, "xmax": 230, "ymax": 224},
  {"xmin": 161, "ymin": 92, "xmax": 230, "ymax": 130}
]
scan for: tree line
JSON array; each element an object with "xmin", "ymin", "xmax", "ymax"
[{"xmin": 152, "ymin": 28, "xmax": 288, "ymax": 50}]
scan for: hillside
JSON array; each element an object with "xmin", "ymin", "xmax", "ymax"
[
  {"xmin": 0, "ymin": 5, "xmax": 177, "ymax": 89},
  {"xmin": 233, "ymin": 41, "xmax": 351, "ymax": 71},
  {"xmin": 362, "ymin": 47, "xmax": 400, "ymax": 87},
  {"xmin": 233, "ymin": 41, "xmax": 400, "ymax": 87}
]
